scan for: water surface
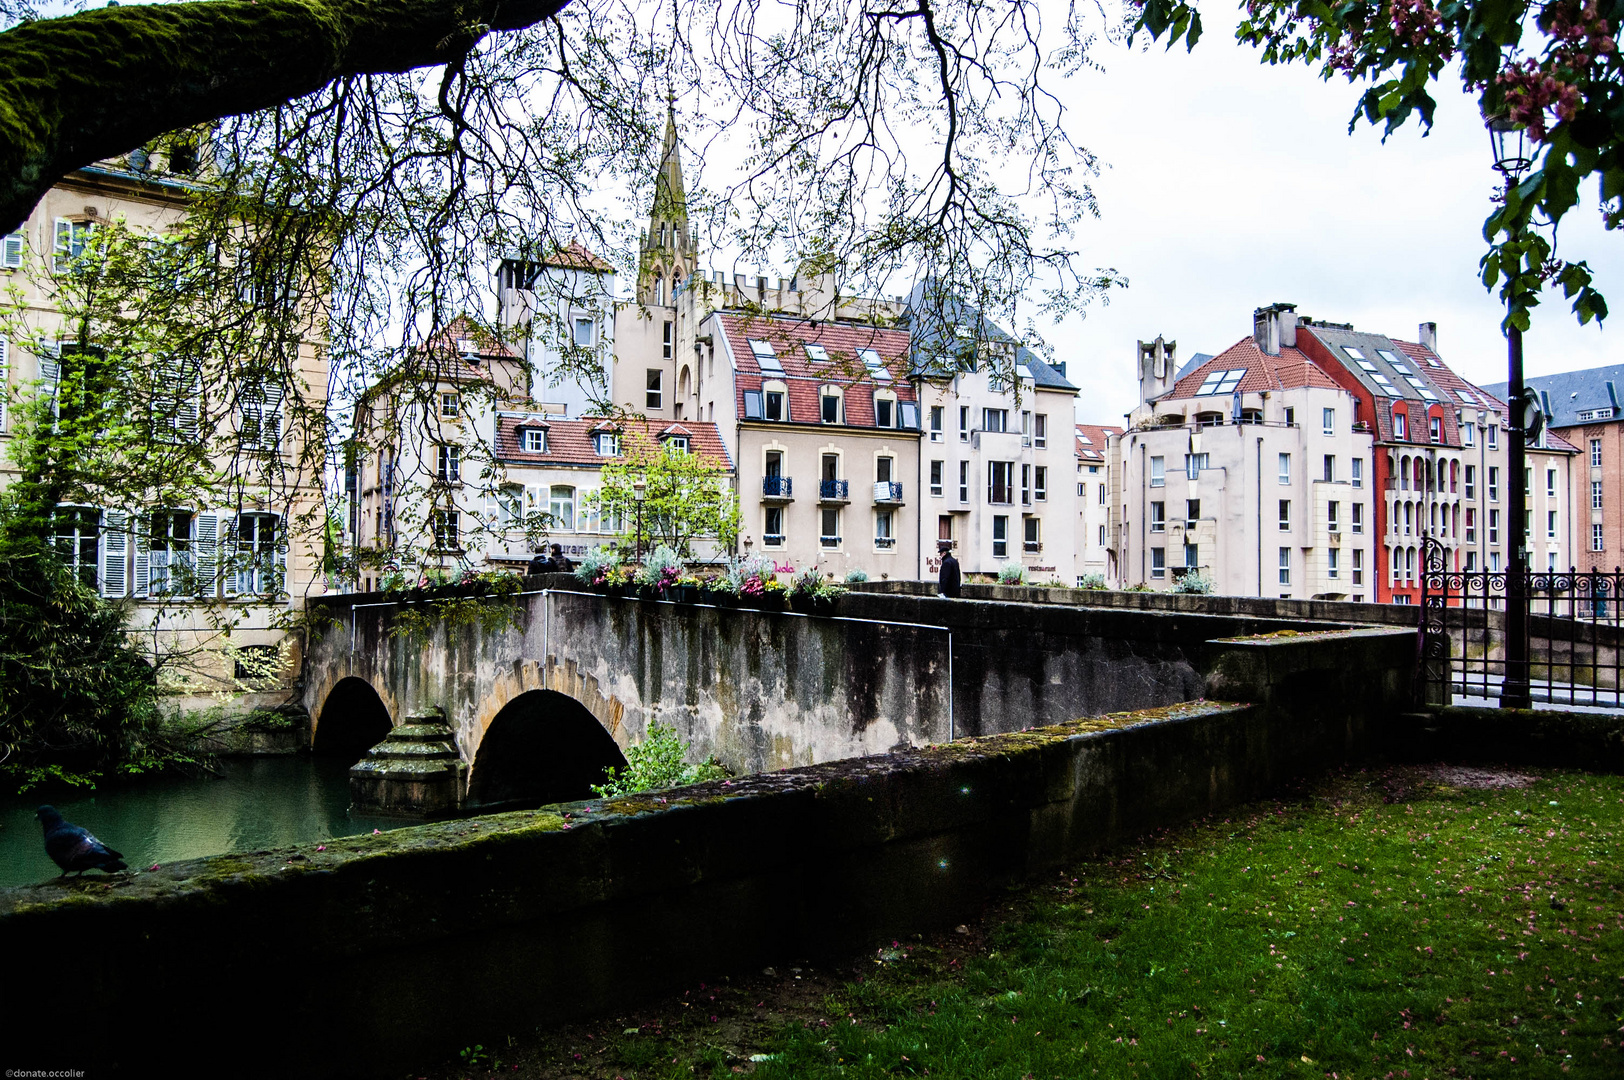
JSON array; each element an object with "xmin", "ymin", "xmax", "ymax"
[{"xmin": 0, "ymin": 756, "xmax": 405, "ymax": 888}]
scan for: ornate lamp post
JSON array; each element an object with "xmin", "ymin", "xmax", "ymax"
[
  {"xmin": 632, "ymin": 477, "xmax": 647, "ymax": 565},
  {"xmin": 1488, "ymin": 114, "xmax": 1533, "ymax": 708}
]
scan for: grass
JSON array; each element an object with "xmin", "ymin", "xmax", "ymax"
[{"xmin": 427, "ymin": 765, "xmax": 1624, "ymax": 1080}]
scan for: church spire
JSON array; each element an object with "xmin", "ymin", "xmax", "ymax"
[{"xmin": 640, "ymin": 99, "xmax": 695, "ymax": 307}]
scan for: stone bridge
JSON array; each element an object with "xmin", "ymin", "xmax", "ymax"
[{"xmin": 300, "ymin": 578, "xmax": 1390, "ymax": 814}]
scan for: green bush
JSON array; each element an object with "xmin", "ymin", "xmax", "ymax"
[
  {"xmin": 590, "ymin": 719, "xmax": 730, "ymax": 798},
  {"xmin": 1172, "ymin": 569, "xmax": 1216, "ymax": 594},
  {"xmin": 1077, "ymin": 572, "xmax": 1106, "ymax": 590},
  {"xmin": 996, "ymin": 563, "xmax": 1027, "ymax": 585}
]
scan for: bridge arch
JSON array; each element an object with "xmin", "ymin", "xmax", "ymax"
[
  {"xmin": 312, "ymin": 676, "xmax": 393, "ymax": 763},
  {"xmin": 466, "ymin": 689, "xmax": 629, "ymax": 810}
]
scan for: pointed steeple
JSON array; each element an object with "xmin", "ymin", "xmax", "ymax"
[{"xmin": 639, "ymin": 100, "xmax": 697, "ymax": 307}]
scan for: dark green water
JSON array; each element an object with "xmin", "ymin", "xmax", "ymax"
[{"xmin": 0, "ymin": 756, "xmax": 406, "ymax": 888}]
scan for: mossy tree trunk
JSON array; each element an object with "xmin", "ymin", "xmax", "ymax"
[{"xmin": 0, "ymin": 0, "xmax": 570, "ymax": 232}]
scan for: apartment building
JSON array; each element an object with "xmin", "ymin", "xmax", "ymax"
[
  {"xmin": 1114, "ymin": 328, "xmax": 1376, "ymax": 599},
  {"xmin": 495, "ymin": 241, "xmax": 616, "ymax": 419},
  {"xmin": 1075, "ymin": 423, "xmax": 1122, "ymax": 583},
  {"xmin": 700, "ymin": 311, "xmax": 921, "ymax": 579},
  {"xmin": 1487, "ymin": 365, "xmax": 1615, "ymax": 570},
  {"xmin": 0, "ymin": 156, "xmax": 330, "ymax": 702}
]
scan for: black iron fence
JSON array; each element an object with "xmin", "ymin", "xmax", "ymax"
[{"xmin": 1421, "ymin": 535, "xmax": 1624, "ymax": 707}]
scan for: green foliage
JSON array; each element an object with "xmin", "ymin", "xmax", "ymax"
[
  {"xmin": 0, "ymin": 547, "xmax": 188, "ymax": 793},
  {"xmin": 1077, "ymin": 572, "xmax": 1106, "ymax": 590},
  {"xmin": 586, "ymin": 432, "xmax": 740, "ymax": 561},
  {"xmin": 1172, "ymin": 568, "xmax": 1216, "ymax": 594},
  {"xmin": 996, "ymin": 563, "xmax": 1027, "ymax": 585},
  {"xmin": 1136, "ymin": 0, "xmax": 1618, "ymax": 330},
  {"xmin": 590, "ymin": 719, "xmax": 730, "ymax": 799},
  {"xmin": 844, "ymin": 568, "xmax": 869, "ymax": 584}
]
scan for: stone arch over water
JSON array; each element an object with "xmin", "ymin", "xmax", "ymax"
[
  {"xmin": 465, "ymin": 689, "xmax": 630, "ymax": 810},
  {"xmin": 312, "ymin": 676, "xmax": 393, "ymax": 763}
]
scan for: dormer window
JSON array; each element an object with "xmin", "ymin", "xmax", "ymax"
[
  {"xmin": 765, "ymin": 390, "xmax": 786, "ymax": 421},
  {"xmin": 821, "ymin": 386, "xmax": 843, "ymax": 424},
  {"xmin": 1393, "ymin": 408, "xmax": 1407, "ymax": 441},
  {"xmin": 594, "ymin": 431, "xmax": 620, "ymax": 456},
  {"xmin": 874, "ymin": 394, "xmax": 896, "ymax": 428},
  {"xmin": 664, "ymin": 435, "xmax": 690, "ymax": 454},
  {"xmin": 522, "ymin": 428, "xmax": 546, "ymax": 452}
]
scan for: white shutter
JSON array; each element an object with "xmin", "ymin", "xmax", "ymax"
[
  {"xmin": 194, "ymin": 511, "xmax": 219, "ymax": 597},
  {"xmin": 263, "ymin": 381, "xmax": 283, "ymax": 447},
  {"xmin": 100, "ymin": 510, "xmax": 127, "ymax": 598},
  {"xmin": 53, "ymin": 218, "xmax": 70, "ymax": 272},
  {"xmin": 175, "ymin": 361, "xmax": 200, "ymax": 439},
  {"xmin": 0, "ymin": 336, "xmax": 7, "ymax": 431},
  {"xmin": 133, "ymin": 515, "xmax": 150, "ymax": 598},
  {"xmin": 2, "ymin": 232, "xmax": 23, "ymax": 270}
]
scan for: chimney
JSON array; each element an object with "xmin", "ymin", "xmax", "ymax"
[
  {"xmin": 1252, "ymin": 303, "xmax": 1297, "ymax": 356},
  {"xmin": 1138, "ymin": 336, "xmax": 1176, "ymax": 405},
  {"xmin": 1418, "ymin": 321, "xmax": 1438, "ymax": 354}
]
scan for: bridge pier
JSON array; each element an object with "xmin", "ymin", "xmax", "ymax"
[{"xmin": 349, "ymin": 713, "xmax": 468, "ymax": 817}]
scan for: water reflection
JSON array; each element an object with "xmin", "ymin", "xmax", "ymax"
[{"xmin": 0, "ymin": 757, "xmax": 405, "ymax": 888}]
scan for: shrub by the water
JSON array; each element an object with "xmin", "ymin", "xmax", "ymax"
[{"xmin": 590, "ymin": 719, "xmax": 729, "ymax": 798}]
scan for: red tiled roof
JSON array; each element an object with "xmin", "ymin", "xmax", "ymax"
[
  {"xmin": 1167, "ymin": 337, "xmax": 1342, "ymax": 400},
  {"xmin": 426, "ymin": 315, "xmax": 522, "ymax": 361},
  {"xmin": 494, "ymin": 416, "xmax": 733, "ymax": 469},
  {"xmin": 1393, "ymin": 340, "xmax": 1579, "ymax": 454},
  {"xmin": 716, "ymin": 313, "xmax": 916, "ymax": 428},
  {"xmin": 1075, "ymin": 423, "xmax": 1122, "ymax": 463},
  {"xmin": 544, "ymin": 241, "xmax": 614, "ymax": 273}
]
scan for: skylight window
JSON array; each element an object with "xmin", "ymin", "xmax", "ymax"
[
  {"xmin": 1342, "ymin": 346, "xmax": 1367, "ymax": 362},
  {"xmin": 749, "ymin": 338, "xmax": 784, "ymax": 372},
  {"xmin": 1455, "ymin": 389, "xmax": 1477, "ymax": 404},
  {"xmin": 1355, "ymin": 359, "xmax": 1378, "ymax": 373},
  {"xmin": 859, "ymin": 348, "xmax": 890, "ymax": 381},
  {"xmin": 1195, "ymin": 368, "xmax": 1246, "ymax": 395},
  {"xmin": 804, "ymin": 343, "xmax": 829, "ymax": 363},
  {"xmin": 1370, "ymin": 373, "xmax": 1399, "ymax": 396},
  {"xmin": 1405, "ymin": 376, "xmax": 1427, "ymax": 389},
  {"xmin": 1377, "ymin": 349, "xmax": 1409, "ymax": 369}
]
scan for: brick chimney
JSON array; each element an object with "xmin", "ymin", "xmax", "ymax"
[
  {"xmin": 1418, "ymin": 321, "xmax": 1438, "ymax": 354},
  {"xmin": 1137, "ymin": 336, "xmax": 1176, "ymax": 404}
]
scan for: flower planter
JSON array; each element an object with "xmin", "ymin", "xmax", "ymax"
[{"xmin": 667, "ymin": 584, "xmax": 698, "ymax": 604}]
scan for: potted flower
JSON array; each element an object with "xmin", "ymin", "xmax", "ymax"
[
  {"xmin": 667, "ymin": 573, "xmax": 703, "ymax": 604},
  {"xmin": 636, "ymin": 545, "xmax": 684, "ymax": 600}
]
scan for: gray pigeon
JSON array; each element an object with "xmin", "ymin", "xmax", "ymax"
[{"xmin": 36, "ymin": 805, "xmax": 127, "ymax": 876}]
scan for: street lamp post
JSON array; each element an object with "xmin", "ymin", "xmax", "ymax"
[
  {"xmin": 632, "ymin": 477, "xmax": 647, "ymax": 565},
  {"xmin": 1488, "ymin": 115, "xmax": 1534, "ymax": 709}
]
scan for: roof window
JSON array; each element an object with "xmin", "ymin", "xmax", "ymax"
[
  {"xmin": 748, "ymin": 338, "xmax": 784, "ymax": 373},
  {"xmin": 804, "ymin": 343, "xmax": 830, "ymax": 363},
  {"xmin": 1195, "ymin": 368, "xmax": 1245, "ymax": 395},
  {"xmin": 1377, "ymin": 349, "xmax": 1410, "ymax": 369},
  {"xmin": 1342, "ymin": 346, "xmax": 1367, "ymax": 362},
  {"xmin": 858, "ymin": 348, "xmax": 889, "ymax": 381}
]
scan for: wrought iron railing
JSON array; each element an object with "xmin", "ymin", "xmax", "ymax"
[
  {"xmin": 1421, "ymin": 535, "xmax": 1624, "ymax": 708},
  {"xmin": 761, "ymin": 475, "xmax": 792, "ymax": 498},
  {"xmin": 819, "ymin": 479, "xmax": 849, "ymax": 501}
]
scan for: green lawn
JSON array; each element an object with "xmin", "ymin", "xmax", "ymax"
[{"xmin": 434, "ymin": 766, "xmax": 1624, "ymax": 1080}]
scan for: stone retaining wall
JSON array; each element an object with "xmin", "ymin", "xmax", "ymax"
[{"xmin": 1, "ymin": 625, "xmax": 1414, "ymax": 1078}]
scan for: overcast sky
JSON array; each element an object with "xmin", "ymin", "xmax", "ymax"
[{"xmin": 1047, "ymin": 15, "xmax": 1623, "ymax": 427}]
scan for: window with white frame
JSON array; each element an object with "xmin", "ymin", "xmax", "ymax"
[
  {"xmin": 1034, "ymin": 414, "xmax": 1047, "ymax": 448},
  {"xmin": 764, "ymin": 506, "xmax": 784, "ymax": 545},
  {"xmin": 663, "ymin": 434, "xmax": 690, "ymax": 454},
  {"xmin": 436, "ymin": 444, "xmax": 460, "ymax": 483},
  {"xmin": 875, "ymin": 509, "xmax": 895, "ymax": 548},
  {"xmin": 821, "ymin": 507, "xmax": 841, "ymax": 547},
  {"xmin": 1278, "ymin": 453, "xmax": 1291, "ymax": 485},
  {"xmin": 959, "ymin": 460, "xmax": 969, "ymax": 502},
  {"xmin": 1593, "ymin": 438, "xmax": 1604, "ymax": 467},
  {"xmin": 1150, "ymin": 456, "xmax": 1165, "ymax": 487},
  {"xmin": 1352, "ymin": 502, "xmax": 1363, "ymax": 534},
  {"xmin": 595, "ymin": 431, "xmax": 619, "ymax": 456},
  {"xmin": 233, "ymin": 512, "xmax": 283, "ymax": 595},
  {"xmin": 54, "ymin": 506, "xmax": 100, "ymax": 590},
  {"xmin": 1593, "ymin": 480, "xmax": 1604, "ymax": 509},
  {"xmin": 959, "ymin": 406, "xmax": 969, "ymax": 442},
  {"xmin": 53, "ymin": 218, "xmax": 94, "ymax": 272},
  {"xmin": 439, "ymin": 391, "xmax": 459, "ymax": 418},
  {"xmin": 1278, "ymin": 547, "xmax": 1291, "ymax": 585},
  {"xmin": 1489, "ymin": 508, "xmax": 1500, "ymax": 544},
  {"xmin": 874, "ymin": 393, "xmax": 897, "ymax": 428},
  {"xmin": 988, "ymin": 461, "xmax": 1014, "ymax": 504},
  {"xmin": 432, "ymin": 508, "xmax": 460, "ymax": 550},
  {"xmin": 662, "ymin": 321, "xmax": 673, "ymax": 359},
  {"xmin": 1323, "ymin": 454, "xmax": 1335, "ymax": 482},
  {"xmin": 523, "ymin": 427, "xmax": 546, "ymax": 452},
  {"xmin": 1322, "ymin": 407, "xmax": 1335, "ymax": 435},
  {"xmin": 982, "ymin": 408, "xmax": 1007, "ymax": 432},
  {"xmin": 1352, "ymin": 549, "xmax": 1363, "ymax": 585},
  {"xmin": 1328, "ymin": 500, "xmax": 1340, "ymax": 532},
  {"xmin": 992, "ymin": 515, "xmax": 1009, "ymax": 558},
  {"xmin": 821, "ymin": 386, "xmax": 842, "ymax": 424},
  {"xmin": 1151, "ymin": 501, "xmax": 1165, "ymax": 532},
  {"xmin": 1327, "ymin": 547, "xmax": 1340, "ymax": 578},
  {"xmin": 1034, "ymin": 466, "xmax": 1047, "ymax": 501},
  {"xmin": 1488, "ymin": 467, "xmax": 1499, "ymax": 502},
  {"xmin": 1393, "ymin": 410, "xmax": 1407, "ymax": 440},
  {"xmin": 239, "ymin": 379, "xmax": 284, "ymax": 450},
  {"xmin": 930, "ymin": 405, "xmax": 943, "ymax": 441},
  {"xmin": 1548, "ymin": 510, "xmax": 1558, "ymax": 539},
  {"xmin": 1593, "ymin": 523, "xmax": 1605, "ymax": 551},
  {"xmin": 1547, "ymin": 468, "xmax": 1557, "ymax": 497},
  {"xmin": 576, "ymin": 317, "xmax": 596, "ymax": 348},
  {"xmin": 1465, "ymin": 465, "xmax": 1476, "ymax": 500},
  {"xmin": 1151, "ymin": 547, "xmax": 1165, "ymax": 578},
  {"xmin": 549, "ymin": 486, "xmax": 575, "ymax": 532},
  {"xmin": 930, "ymin": 460, "xmax": 944, "ymax": 497},
  {"xmin": 1462, "ymin": 421, "xmax": 1475, "ymax": 445},
  {"xmin": 1278, "ymin": 499, "xmax": 1290, "ymax": 531},
  {"xmin": 646, "ymin": 369, "xmax": 663, "ymax": 409},
  {"xmin": 1352, "ymin": 457, "xmax": 1363, "ymax": 489},
  {"xmin": 1487, "ymin": 424, "xmax": 1498, "ymax": 449}
]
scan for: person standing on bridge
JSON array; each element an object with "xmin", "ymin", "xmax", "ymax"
[{"xmin": 937, "ymin": 540, "xmax": 960, "ymax": 599}]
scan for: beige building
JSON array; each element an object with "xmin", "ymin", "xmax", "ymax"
[
  {"xmin": 1114, "ymin": 333, "xmax": 1377, "ymax": 599},
  {"xmin": 0, "ymin": 158, "xmax": 330, "ymax": 704},
  {"xmin": 1075, "ymin": 423, "xmax": 1122, "ymax": 584},
  {"xmin": 699, "ymin": 311, "xmax": 921, "ymax": 579}
]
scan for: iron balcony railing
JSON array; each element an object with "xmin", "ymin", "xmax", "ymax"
[
  {"xmin": 873, "ymin": 481, "xmax": 904, "ymax": 503},
  {"xmin": 761, "ymin": 475, "xmax": 793, "ymax": 499},
  {"xmin": 762, "ymin": 533, "xmax": 786, "ymax": 547},
  {"xmin": 875, "ymin": 536, "xmax": 896, "ymax": 548},
  {"xmin": 819, "ymin": 479, "xmax": 849, "ymax": 502},
  {"xmin": 819, "ymin": 534, "xmax": 842, "ymax": 547}
]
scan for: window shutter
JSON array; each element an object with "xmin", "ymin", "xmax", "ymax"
[
  {"xmin": 133, "ymin": 515, "xmax": 150, "ymax": 598},
  {"xmin": 222, "ymin": 513, "xmax": 241, "ymax": 597},
  {"xmin": 101, "ymin": 510, "xmax": 127, "ymax": 597},
  {"xmin": 0, "ymin": 336, "xmax": 7, "ymax": 431},
  {"xmin": 1, "ymin": 233, "xmax": 20, "ymax": 270},
  {"xmin": 176, "ymin": 361, "xmax": 200, "ymax": 439},
  {"xmin": 263, "ymin": 381, "xmax": 284, "ymax": 447},
  {"xmin": 53, "ymin": 218, "xmax": 71, "ymax": 272},
  {"xmin": 743, "ymin": 390, "xmax": 763, "ymax": 420},
  {"xmin": 194, "ymin": 511, "xmax": 219, "ymax": 597}
]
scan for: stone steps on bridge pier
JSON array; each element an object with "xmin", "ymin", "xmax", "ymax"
[{"xmin": 348, "ymin": 715, "xmax": 467, "ymax": 817}]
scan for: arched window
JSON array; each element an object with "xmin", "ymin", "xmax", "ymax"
[
  {"xmin": 1400, "ymin": 455, "xmax": 1411, "ymax": 491},
  {"xmin": 653, "ymin": 275, "xmax": 665, "ymax": 306},
  {"xmin": 762, "ymin": 379, "xmax": 789, "ymax": 422}
]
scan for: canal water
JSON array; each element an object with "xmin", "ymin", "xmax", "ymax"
[{"xmin": 0, "ymin": 756, "xmax": 406, "ymax": 889}]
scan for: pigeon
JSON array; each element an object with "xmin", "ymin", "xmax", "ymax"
[{"xmin": 36, "ymin": 805, "xmax": 127, "ymax": 876}]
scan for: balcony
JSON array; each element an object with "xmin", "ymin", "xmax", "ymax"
[
  {"xmin": 873, "ymin": 481, "xmax": 904, "ymax": 504},
  {"xmin": 820, "ymin": 534, "xmax": 842, "ymax": 548},
  {"xmin": 819, "ymin": 479, "xmax": 850, "ymax": 504},
  {"xmin": 1023, "ymin": 540, "xmax": 1043, "ymax": 553},
  {"xmin": 761, "ymin": 475, "xmax": 793, "ymax": 503},
  {"xmin": 874, "ymin": 536, "xmax": 896, "ymax": 549},
  {"xmin": 763, "ymin": 533, "xmax": 786, "ymax": 547}
]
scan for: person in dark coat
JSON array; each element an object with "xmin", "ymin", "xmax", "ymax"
[
  {"xmin": 526, "ymin": 550, "xmax": 550, "ymax": 576},
  {"xmin": 937, "ymin": 541, "xmax": 960, "ymax": 598},
  {"xmin": 548, "ymin": 543, "xmax": 574, "ymax": 573}
]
